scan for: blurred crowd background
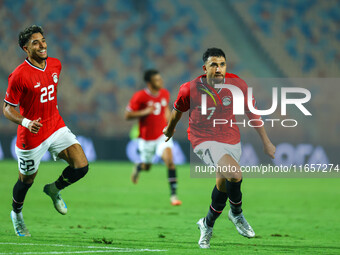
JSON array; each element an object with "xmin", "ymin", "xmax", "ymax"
[{"xmin": 0, "ymin": 0, "xmax": 339, "ymax": 155}]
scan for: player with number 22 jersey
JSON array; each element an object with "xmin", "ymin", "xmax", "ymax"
[
  {"xmin": 3, "ymin": 25, "xmax": 89, "ymax": 238},
  {"xmin": 5, "ymin": 57, "xmax": 65, "ymax": 150}
]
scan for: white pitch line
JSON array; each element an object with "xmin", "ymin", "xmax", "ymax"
[
  {"xmin": 0, "ymin": 250, "xmax": 162, "ymax": 254},
  {"xmin": 0, "ymin": 242, "xmax": 167, "ymax": 253},
  {"xmin": 0, "ymin": 243, "xmax": 120, "ymax": 250}
]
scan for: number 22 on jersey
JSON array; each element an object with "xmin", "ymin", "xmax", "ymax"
[{"xmin": 40, "ymin": 85, "xmax": 54, "ymax": 103}]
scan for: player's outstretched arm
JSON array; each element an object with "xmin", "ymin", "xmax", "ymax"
[
  {"xmin": 163, "ymin": 109, "xmax": 182, "ymax": 142},
  {"xmin": 165, "ymin": 106, "xmax": 171, "ymax": 122},
  {"xmin": 3, "ymin": 102, "xmax": 42, "ymax": 134},
  {"xmin": 254, "ymin": 126, "xmax": 276, "ymax": 159},
  {"xmin": 124, "ymin": 105, "xmax": 155, "ymax": 120}
]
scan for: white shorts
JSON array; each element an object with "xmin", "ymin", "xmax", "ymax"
[
  {"xmin": 193, "ymin": 141, "xmax": 242, "ymax": 167},
  {"xmin": 15, "ymin": 127, "xmax": 80, "ymax": 175},
  {"xmin": 138, "ymin": 135, "xmax": 174, "ymax": 164}
]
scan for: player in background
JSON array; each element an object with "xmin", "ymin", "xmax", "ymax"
[
  {"xmin": 163, "ymin": 48, "xmax": 276, "ymax": 248},
  {"xmin": 3, "ymin": 25, "xmax": 89, "ymax": 237},
  {"xmin": 125, "ymin": 70, "xmax": 182, "ymax": 206}
]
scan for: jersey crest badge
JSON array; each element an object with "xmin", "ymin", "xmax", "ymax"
[
  {"xmin": 52, "ymin": 73, "xmax": 58, "ymax": 83},
  {"xmin": 222, "ymin": 96, "xmax": 232, "ymax": 106}
]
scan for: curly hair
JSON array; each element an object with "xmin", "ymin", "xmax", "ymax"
[{"xmin": 18, "ymin": 25, "xmax": 44, "ymax": 49}]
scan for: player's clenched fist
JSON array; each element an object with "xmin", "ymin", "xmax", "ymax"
[
  {"xmin": 28, "ymin": 117, "xmax": 43, "ymax": 134},
  {"xmin": 163, "ymin": 126, "xmax": 174, "ymax": 142}
]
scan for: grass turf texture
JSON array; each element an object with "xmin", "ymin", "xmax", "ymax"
[{"xmin": 0, "ymin": 160, "xmax": 339, "ymax": 254}]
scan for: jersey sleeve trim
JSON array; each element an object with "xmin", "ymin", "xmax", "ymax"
[
  {"xmin": 173, "ymin": 104, "xmax": 183, "ymax": 113},
  {"xmin": 4, "ymin": 99, "xmax": 18, "ymax": 107}
]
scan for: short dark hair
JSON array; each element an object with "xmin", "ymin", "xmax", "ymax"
[
  {"xmin": 202, "ymin": 48, "xmax": 226, "ymax": 63},
  {"xmin": 144, "ymin": 69, "xmax": 159, "ymax": 83},
  {"xmin": 18, "ymin": 25, "xmax": 44, "ymax": 49}
]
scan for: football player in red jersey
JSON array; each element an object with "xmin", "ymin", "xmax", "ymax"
[
  {"xmin": 163, "ymin": 48, "xmax": 276, "ymax": 248},
  {"xmin": 125, "ymin": 70, "xmax": 182, "ymax": 206},
  {"xmin": 3, "ymin": 25, "xmax": 89, "ymax": 237}
]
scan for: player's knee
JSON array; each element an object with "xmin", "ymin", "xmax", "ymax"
[
  {"xmin": 22, "ymin": 178, "xmax": 35, "ymax": 185},
  {"xmin": 162, "ymin": 155, "xmax": 174, "ymax": 168},
  {"xmin": 143, "ymin": 163, "xmax": 152, "ymax": 171},
  {"xmin": 216, "ymin": 179, "xmax": 227, "ymax": 192},
  {"xmin": 227, "ymin": 177, "xmax": 242, "ymax": 183},
  {"xmin": 167, "ymin": 161, "xmax": 175, "ymax": 169},
  {"xmin": 73, "ymin": 157, "xmax": 88, "ymax": 169},
  {"xmin": 19, "ymin": 173, "xmax": 36, "ymax": 185}
]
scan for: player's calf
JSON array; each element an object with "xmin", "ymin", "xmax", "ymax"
[
  {"xmin": 131, "ymin": 163, "xmax": 151, "ymax": 184},
  {"xmin": 55, "ymin": 165, "xmax": 89, "ymax": 190},
  {"xmin": 168, "ymin": 168, "xmax": 182, "ymax": 205},
  {"xmin": 163, "ymin": 149, "xmax": 181, "ymax": 205},
  {"xmin": 226, "ymin": 179, "xmax": 242, "ymax": 214},
  {"xmin": 131, "ymin": 163, "xmax": 142, "ymax": 184},
  {"xmin": 12, "ymin": 179, "xmax": 33, "ymax": 214},
  {"xmin": 205, "ymin": 185, "xmax": 227, "ymax": 227}
]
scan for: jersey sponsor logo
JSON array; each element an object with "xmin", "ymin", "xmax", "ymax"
[
  {"xmin": 52, "ymin": 73, "xmax": 58, "ymax": 83},
  {"xmin": 34, "ymin": 81, "xmax": 41, "ymax": 88}
]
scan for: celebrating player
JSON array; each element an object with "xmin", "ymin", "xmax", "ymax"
[
  {"xmin": 125, "ymin": 69, "xmax": 182, "ymax": 206},
  {"xmin": 163, "ymin": 48, "xmax": 276, "ymax": 248},
  {"xmin": 3, "ymin": 25, "xmax": 89, "ymax": 237}
]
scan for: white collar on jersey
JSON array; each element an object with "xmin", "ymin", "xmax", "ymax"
[
  {"xmin": 25, "ymin": 58, "xmax": 47, "ymax": 72},
  {"xmin": 144, "ymin": 88, "xmax": 160, "ymax": 97}
]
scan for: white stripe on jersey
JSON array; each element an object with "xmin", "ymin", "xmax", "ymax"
[{"xmin": 4, "ymin": 99, "xmax": 18, "ymax": 107}]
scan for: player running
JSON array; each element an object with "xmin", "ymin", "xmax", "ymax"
[
  {"xmin": 125, "ymin": 69, "xmax": 182, "ymax": 206},
  {"xmin": 163, "ymin": 48, "xmax": 276, "ymax": 248},
  {"xmin": 3, "ymin": 25, "xmax": 89, "ymax": 237}
]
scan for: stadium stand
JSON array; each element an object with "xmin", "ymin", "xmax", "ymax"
[
  {"xmin": 0, "ymin": 0, "xmax": 243, "ymax": 137},
  {"xmin": 230, "ymin": 0, "xmax": 340, "ymax": 77},
  {"xmin": 0, "ymin": 0, "xmax": 338, "ymax": 146}
]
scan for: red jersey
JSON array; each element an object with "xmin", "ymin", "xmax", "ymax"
[
  {"xmin": 127, "ymin": 88, "xmax": 170, "ymax": 140},
  {"xmin": 4, "ymin": 57, "xmax": 65, "ymax": 150},
  {"xmin": 173, "ymin": 73, "xmax": 261, "ymax": 148}
]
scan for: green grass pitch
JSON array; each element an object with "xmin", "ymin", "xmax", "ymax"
[{"xmin": 0, "ymin": 160, "xmax": 340, "ymax": 254}]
